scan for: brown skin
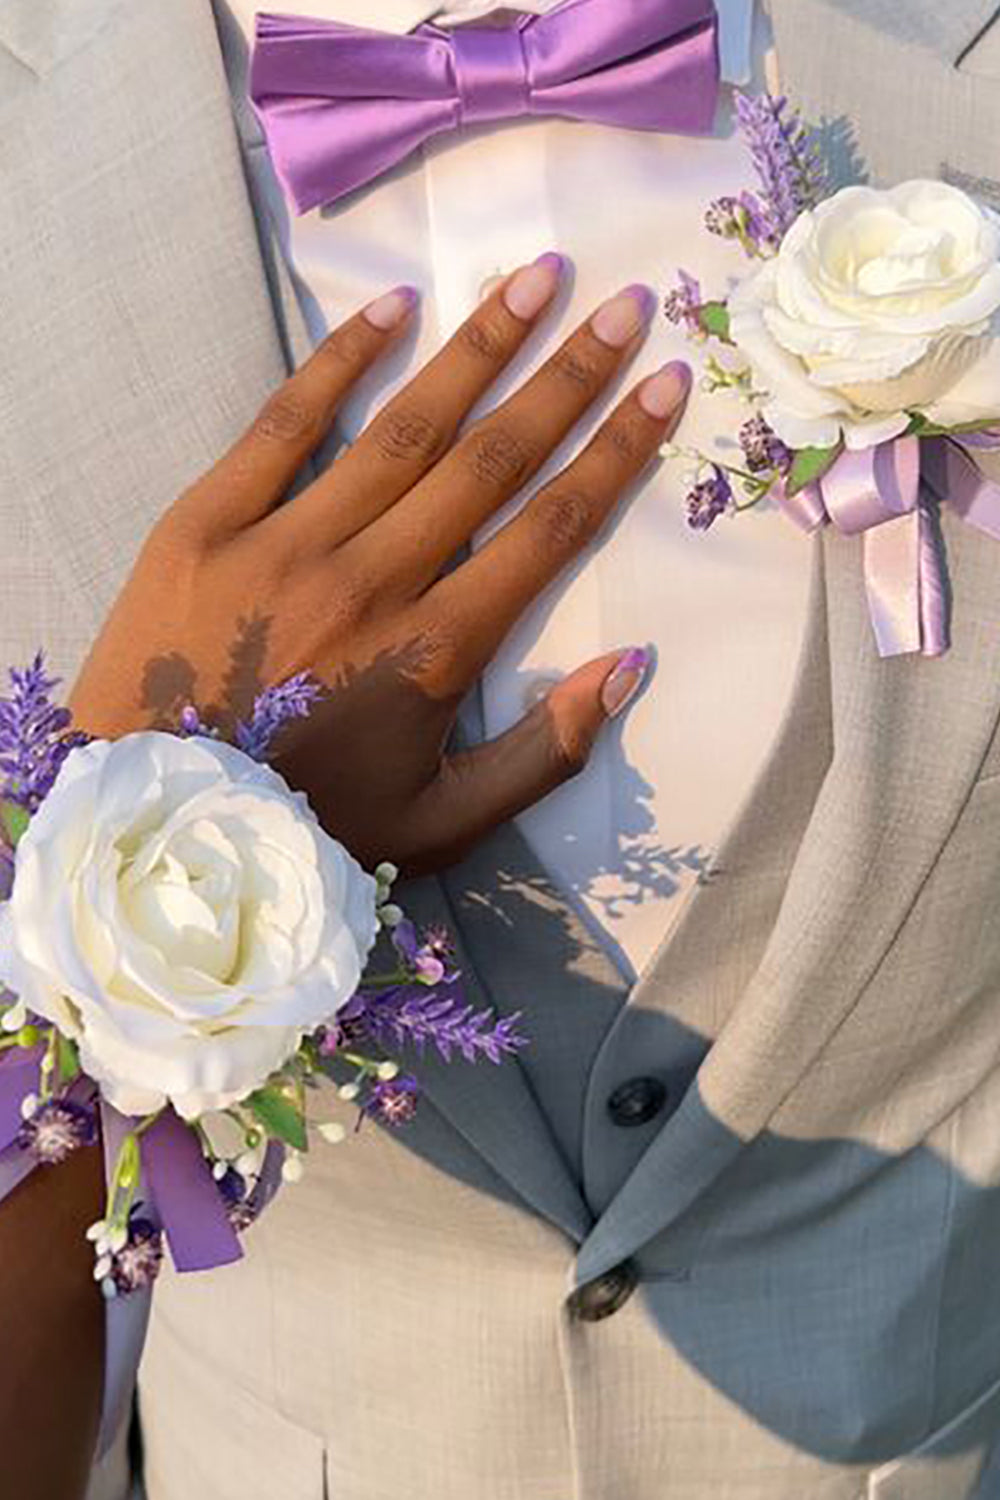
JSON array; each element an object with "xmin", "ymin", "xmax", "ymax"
[{"xmin": 6, "ymin": 272, "xmax": 689, "ymax": 1498}]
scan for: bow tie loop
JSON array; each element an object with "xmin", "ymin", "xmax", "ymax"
[{"xmin": 451, "ymin": 26, "xmax": 531, "ymax": 124}]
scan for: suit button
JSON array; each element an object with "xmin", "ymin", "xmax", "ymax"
[
  {"xmin": 607, "ymin": 1076, "xmax": 668, "ymax": 1127},
  {"xmin": 568, "ymin": 1260, "xmax": 639, "ymax": 1322}
]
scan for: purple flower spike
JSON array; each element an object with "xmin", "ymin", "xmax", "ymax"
[
  {"xmin": 235, "ymin": 673, "xmax": 324, "ymax": 762},
  {"xmin": 353, "ymin": 978, "xmax": 528, "ymax": 1065},
  {"xmin": 0, "ymin": 654, "xmax": 88, "ymax": 812},
  {"xmin": 17, "ymin": 1098, "xmax": 97, "ymax": 1165},
  {"xmin": 733, "ymin": 92, "xmax": 825, "ymax": 248},
  {"xmin": 686, "ymin": 466, "xmax": 733, "ymax": 531},
  {"xmin": 363, "ymin": 1074, "xmax": 420, "ymax": 1127}
]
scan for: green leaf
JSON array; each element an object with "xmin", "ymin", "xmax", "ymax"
[
  {"xmin": 905, "ymin": 411, "xmax": 1000, "ymax": 440},
  {"xmin": 696, "ymin": 301, "xmax": 732, "ymax": 342},
  {"xmin": 0, "ymin": 801, "xmax": 30, "ymax": 848},
  {"xmin": 247, "ymin": 1085, "xmax": 308, "ymax": 1152},
  {"xmin": 55, "ymin": 1032, "xmax": 80, "ymax": 1086},
  {"xmin": 785, "ymin": 442, "xmax": 843, "ymax": 498}
]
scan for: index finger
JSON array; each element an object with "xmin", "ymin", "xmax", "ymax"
[{"xmin": 177, "ymin": 287, "xmax": 419, "ymax": 535}]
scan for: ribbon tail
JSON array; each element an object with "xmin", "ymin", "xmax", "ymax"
[
  {"xmin": 861, "ymin": 511, "xmax": 924, "ymax": 658},
  {"xmin": 917, "ymin": 498, "xmax": 950, "ymax": 657},
  {"xmin": 925, "ymin": 436, "xmax": 1000, "ymax": 544},
  {"xmin": 141, "ymin": 1108, "xmax": 243, "ymax": 1273}
]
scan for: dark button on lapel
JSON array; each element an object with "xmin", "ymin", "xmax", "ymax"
[
  {"xmin": 568, "ymin": 1260, "xmax": 639, "ymax": 1322},
  {"xmin": 607, "ymin": 1076, "xmax": 668, "ymax": 1127}
]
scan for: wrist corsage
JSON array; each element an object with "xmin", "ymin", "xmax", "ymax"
[
  {"xmin": 0, "ymin": 657, "xmax": 526, "ymax": 1296},
  {"xmin": 665, "ymin": 92, "xmax": 1000, "ymax": 658}
]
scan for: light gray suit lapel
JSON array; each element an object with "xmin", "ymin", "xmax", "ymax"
[
  {"xmin": 775, "ymin": 0, "xmax": 1000, "ymax": 67},
  {"xmin": 576, "ymin": 505, "xmax": 1000, "ymax": 1285},
  {"xmin": 0, "ymin": 0, "xmax": 292, "ymax": 673}
]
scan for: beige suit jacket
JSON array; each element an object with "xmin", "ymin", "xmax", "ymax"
[{"xmin": 3, "ymin": 2, "xmax": 1000, "ymax": 1496}]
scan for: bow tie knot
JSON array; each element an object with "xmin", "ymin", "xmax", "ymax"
[{"xmin": 452, "ymin": 26, "xmax": 530, "ymax": 124}]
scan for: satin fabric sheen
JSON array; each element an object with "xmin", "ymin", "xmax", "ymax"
[{"xmin": 250, "ymin": 0, "xmax": 720, "ymax": 213}]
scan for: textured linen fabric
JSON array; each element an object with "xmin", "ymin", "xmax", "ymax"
[
  {"xmin": 219, "ymin": 0, "xmax": 807, "ymax": 982},
  {"xmin": 2, "ymin": 3, "xmax": 1000, "ymax": 1499}
]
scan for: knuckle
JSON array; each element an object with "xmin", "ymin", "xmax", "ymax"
[
  {"xmin": 549, "ymin": 345, "xmax": 604, "ymax": 395},
  {"xmin": 252, "ymin": 391, "xmax": 320, "ymax": 447},
  {"xmin": 371, "ymin": 406, "xmax": 447, "ymax": 465},
  {"xmin": 457, "ymin": 314, "xmax": 509, "ymax": 363},
  {"xmin": 323, "ymin": 560, "xmax": 379, "ymax": 632},
  {"xmin": 534, "ymin": 488, "xmax": 597, "ymax": 554},
  {"xmin": 465, "ymin": 422, "xmax": 539, "ymax": 489},
  {"xmin": 317, "ymin": 324, "xmax": 371, "ymax": 368},
  {"xmin": 598, "ymin": 413, "xmax": 649, "ymax": 465},
  {"xmin": 549, "ymin": 718, "xmax": 591, "ymax": 780},
  {"xmin": 405, "ymin": 611, "xmax": 466, "ymax": 698}
]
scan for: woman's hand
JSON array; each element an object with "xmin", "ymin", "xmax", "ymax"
[{"xmin": 71, "ymin": 260, "xmax": 690, "ymax": 872}]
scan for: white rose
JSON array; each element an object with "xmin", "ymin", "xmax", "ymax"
[
  {"xmin": 0, "ymin": 733, "xmax": 378, "ymax": 1119},
  {"xmin": 728, "ymin": 180, "xmax": 1000, "ymax": 451}
]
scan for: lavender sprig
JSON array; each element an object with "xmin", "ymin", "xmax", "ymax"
[
  {"xmin": 663, "ymin": 270, "xmax": 706, "ymax": 337},
  {"xmin": 706, "ymin": 94, "xmax": 825, "ymax": 257},
  {"xmin": 234, "ymin": 673, "xmax": 324, "ymax": 761},
  {"xmin": 735, "ymin": 91, "xmax": 825, "ymax": 244},
  {"xmin": 0, "ymin": 655, "xmax": 87, "ymax": 812},
  {"xmin": 349, "ymin": 980, "xmax": 528, "ymax": 1066}
]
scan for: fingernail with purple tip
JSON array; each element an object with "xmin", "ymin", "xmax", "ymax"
[
  {"xmin": 601, "ymin": 647, "xmax": 652, "ymax": 718},
  {"xmin": 363, "ymin": 285, "xmax": 420, "ymax": 330},
  {"xmin": 639, "ymin": 360, "xmax": 692, "ymax": 420},
  {"xmin": 591, "ymin": 284, "xmax": 657, "ymax": 348},
  {"xmin": 503, "ymin": 251, "xmax": 566, "ymax": 321}
]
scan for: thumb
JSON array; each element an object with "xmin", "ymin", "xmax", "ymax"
[{"xmin": 410, "ymin": 647, "xmax": 651, "ymax": 868}]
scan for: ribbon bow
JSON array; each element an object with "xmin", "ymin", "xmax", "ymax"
[
  {"xmin": 780, "ymin": 434, "xmax": 1000, "ymax": 657},
  {"xmin": 250, "ymin": 0, "xmax": 720, "ymax": 215}
]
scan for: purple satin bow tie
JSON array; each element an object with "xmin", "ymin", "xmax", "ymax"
[{"xmin": 250, "ymin": 0, "xmax": 720, "ymax": 215}]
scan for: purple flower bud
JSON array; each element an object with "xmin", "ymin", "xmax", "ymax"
[
  {"xmin": 663, "ymin": 269, "xmax": 705, "ymax": 335},
  {"xmin": 685, "ymin": 466, "xmax": 733, "ymax": 531},
  {"xmin": 363, "ymin": 1074, "xmax": 420, "ymax": 1127},
  {"xmin": 739, "ymin": 415, "xmax": 792, "ymax": 475},
  {"xmin": 17, "ymin": 1098, "xmax": 96, "ymax": 1165}
]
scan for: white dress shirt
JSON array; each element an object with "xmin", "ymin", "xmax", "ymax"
[{"xmin": 218, "ymin": 0, "xmax": 813, "ymax": 980}]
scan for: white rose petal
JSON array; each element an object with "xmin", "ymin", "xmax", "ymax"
[
  {"xmin": 0, "ymin": 733, "xmax": 379, "ymax": 1118},
  {"xmin": 730, "ymin": 180, "xmax": 1000, "ymax": 450}
]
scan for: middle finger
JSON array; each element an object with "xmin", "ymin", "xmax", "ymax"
[{"xmin": 355, "ymin": 284, "xmax": 657, "ymax": 592}]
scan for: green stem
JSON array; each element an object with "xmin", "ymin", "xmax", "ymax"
[{"xmin": 359, "ymin": 971, "xmax": 408, "ymax": 991}]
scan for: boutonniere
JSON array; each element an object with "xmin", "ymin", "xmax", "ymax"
[
  {"xmin": 664, "ymin": 93, "xmax": 1000, "ymax": 658},
  {"xmin": 0, "ymin": 659, "xmax": 525, "ymax": 1295}
]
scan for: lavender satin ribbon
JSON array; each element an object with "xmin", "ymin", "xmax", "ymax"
[
  {"xmin": 250, "ymin": 0, "xmax": 720, "ymax": 214},
  {"xmin": 142, "ymin": 1107, "xmax": 243, "ymax": 1272},
  {"xmin": 0, "ymin": 1045, "xmax": 43, "ymax": 1153},
  {"xmin": 0, "ymin": 1055, "xmax": 243, "ymax": 1271},
  {"xmin": 779, "ymin": 434, "xmax": 1000, "ymax": 657}
]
